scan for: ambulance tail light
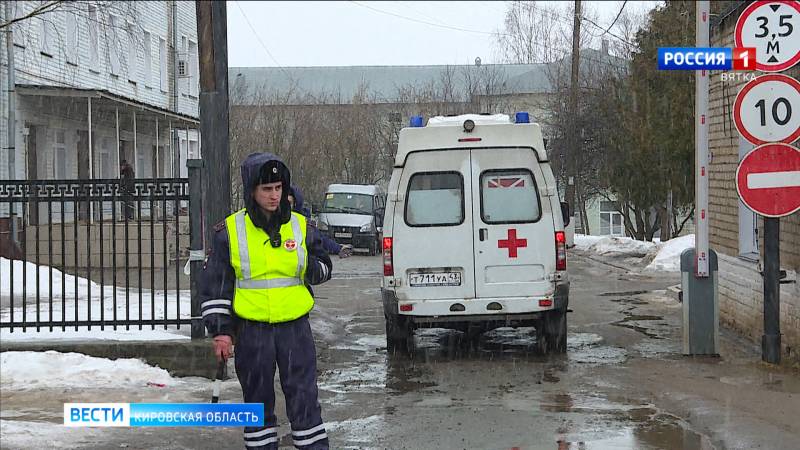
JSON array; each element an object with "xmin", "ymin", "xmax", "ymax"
[
  {"xmin": 383, "ymin": 237, "xmax": 394, "ymax": 276},
  {"xmin": 555, "ymin": 231, "xmax": 567, "ymax": 271}
]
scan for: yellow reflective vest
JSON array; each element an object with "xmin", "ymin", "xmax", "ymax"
[{"xmin": 226, "ymin": 210, "xmax": 314, "ymax": 323}]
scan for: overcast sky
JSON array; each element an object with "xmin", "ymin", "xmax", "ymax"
[{"xmin": 226, "ymin": 1, "xmax": 662, "ymax": 68}]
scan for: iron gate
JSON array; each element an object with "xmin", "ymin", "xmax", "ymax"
[{"xmin": 0, "ymin": 177, "xmax": 201, "ymax": 334}]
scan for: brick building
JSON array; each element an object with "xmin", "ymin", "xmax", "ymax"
[{"xmin": 710, "ymin": 3, "xmax": 800, "ymax": 360}]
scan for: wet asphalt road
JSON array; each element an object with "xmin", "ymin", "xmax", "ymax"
[{"xmin": 2, "ymin": 251, "xmax": 799, "ymax": 449}]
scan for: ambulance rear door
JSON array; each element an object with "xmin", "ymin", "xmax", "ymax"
[{"xmin": 470, "ymin": 147, "xmax": 556, "ymax": 299}]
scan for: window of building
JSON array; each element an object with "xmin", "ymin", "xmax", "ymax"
[
  {"xmin": 599, "ymin": 200, "xmax": 625, "ymax": 236},
  {"xmin": 159, "ymin": 37, "xmax": 167, "ymax": 92},
  {"xmin": 188, "ymin": 40, "xmax": 198, "ymax": 97},
  {"xmin": 143, "ymin": 31, "xmax": 152, "ymax": 87},
  {"xmin": 101, "ymin": 152, "xmax": 112, "ymax": 179},
  {"xmin": 480, "ymin": 169, "xmax": 540, "ymax": 224},
  {"xmin": 137, "ymin": 151, "xmax": 146, "ymax": 177},
  {"xmin": 188, "ymin": 139, "xmax": 199, "ymax": 159},
  {"xmin": 39, "ymin": 16, "xmax": 52, "ymax": 56},
  {"xmin": 65, "ymin": 11, "xmax": 79, "ymax": 64},
  {"xmin": 88, "ymin": 5, "xmax": 99, "ymax": 68},
  {"xmin": 405, "ymin": 172, "xmax": 464, "ymax": 227},
  {"xmin": 127, "ymin": 22, "xmax": 138, "ymax": 83},
  {"xmin": 108, "ymin": 14, "xmax": 120, "ymax": 76},
  {"xmin": 54, "ymin": 131, "xmax": 67, "ymax": 179},
  {"xmin": 10, "ymin": 2, "xmax": 25, "ymax": 47}
]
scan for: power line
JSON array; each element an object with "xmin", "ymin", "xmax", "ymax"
[
  {"xmin": 602, "ymin": 0, "xmax": 628, "ymax": 36},
  {"xmin": 390, "ymin": 1, "xmax": 446, "ymax": 26},
  {"xmin": 581, "ymin": 16, "xmax": 633, "ymax": 46},
  {"xmin": 349, "ymin": 0, "xmax": 508, "ymax": 37},
  {"xmin": 233, "ymin": 1, "xmax": 291, "ymax": 76}
]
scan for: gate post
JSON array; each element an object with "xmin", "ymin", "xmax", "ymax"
[{"xmin": 187, "ymin": 159, "xmax": 205, "ymax": 339}]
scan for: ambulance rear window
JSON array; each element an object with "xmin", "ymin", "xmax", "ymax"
[
  {"xmin": 480, "ymin": 169, "xmax": 541, "ymax": 223},
  {"xmin": 405, "ymin": 172, "xmax": 464, "ymax": 227}
]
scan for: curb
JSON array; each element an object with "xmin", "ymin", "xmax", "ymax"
[{"xmin": 0, "ymin": 339, "xmax": 219, "ymax": 378}]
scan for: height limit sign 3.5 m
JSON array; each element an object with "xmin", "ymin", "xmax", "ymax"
[{"xmin": 736, "ymin": 0, "xmax": 800, "ymax": 72}]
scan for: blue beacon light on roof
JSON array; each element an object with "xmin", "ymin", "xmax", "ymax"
[
  {"xmin": 409, "ymin": 116, "xmax": 424, "ymax": 127},
  {"xmin": 515, "ymin": 112, "xmax": 530, "ymax": 124}
]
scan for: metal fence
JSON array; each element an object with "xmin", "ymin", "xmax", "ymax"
[{"xmin": 0, "ymin": 178, "xmax": 197, "ymax": 333}]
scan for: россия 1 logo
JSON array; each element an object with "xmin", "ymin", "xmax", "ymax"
[{"xmin": 658, "ymin": 47, "xmax": 756, "ymax": 70}]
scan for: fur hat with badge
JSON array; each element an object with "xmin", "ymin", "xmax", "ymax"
[{"xmin": 241, "ymin": 153, "xmax": 292, "ymax": 238}]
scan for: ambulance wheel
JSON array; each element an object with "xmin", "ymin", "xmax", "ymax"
[
  {"xmin": 385, "ymin": 313, "xmax": 412, "ymax": 355},
  {"xmin": 542, "ymin": 309, "xmax": 567, "ymax": 354}
]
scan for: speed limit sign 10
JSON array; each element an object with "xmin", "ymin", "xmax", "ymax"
[{"xmin": 734, "ymin": 74, "xmax": 800, "ymax": 145}]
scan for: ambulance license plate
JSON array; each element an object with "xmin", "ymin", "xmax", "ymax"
[{"xmin": 409, "ymin": 272, "xmax": 462, "ymax": 287}]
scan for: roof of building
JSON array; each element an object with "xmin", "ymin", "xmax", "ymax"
[{"xmin": 229, "ymin": 49, "xmax": 624, "ymax": 105}]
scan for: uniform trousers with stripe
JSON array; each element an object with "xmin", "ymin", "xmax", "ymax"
[{"xmin": 235, "ymin": 315, "xmax": 328, "ymax": 449}]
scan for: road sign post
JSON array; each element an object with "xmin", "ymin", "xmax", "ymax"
[
  {"xmin": 736, "ymin": 142, "xmax": 800, "ymax": 364},
  {"xmin": 763, "ymin": 217, "xmax": 781, "ymax": 364}
]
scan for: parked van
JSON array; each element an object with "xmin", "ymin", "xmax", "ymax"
[
  {"xmin": 381, "ymin": 113, "xmax": 571, "ymax": 354},
  {"xmin": 318, "ymin": 184, "xmax": 386, "ymax": 255}
]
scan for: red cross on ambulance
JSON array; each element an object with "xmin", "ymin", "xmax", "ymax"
[{"xmin": 498, "ymin": 228, "xmax": 527, "ymax": 258}]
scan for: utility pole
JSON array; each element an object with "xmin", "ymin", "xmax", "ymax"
[
  {"xmin": 196, "ymin": 1, "xmax": 231, "ymax": 249},
  {"xmin": 566, "ymin": 0, "xmax": 581, "ymax": 218}
]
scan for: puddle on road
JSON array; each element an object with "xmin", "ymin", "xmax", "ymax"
[
  {"xmin": 542, "ymin": 392, "xmax": 712, "ymax": 449},
  {"xmin": 319, "ymin": 363, "xmax": 387, "ymax": 394},
  {"xmin": 611, "ymin": 311, "xmax": 670, "ymax": 340},
  {"xmin": 609, "ymin": 297, "xmax": 649, "ymax": 306},
  {"xmin": 567, "ymin": 333, "xmax": 628, "ymax": 365},
  {"xmin": 500, "ymin": 391, "xmax": 714, "ymax": 449},
  {"xmin": 556, "ymin": 421, "xmax": 711, "ymax": 450},
  {"xmin": 599, "ymin": 290, "xmax": 650, "ymax": 297},
  {"xmin": 633, "ymin": 340, "xmax": 680, "ymax": 358},
  {"xmin": 326, "ymin": 415, "xmax": 386, "ymax": 446}
]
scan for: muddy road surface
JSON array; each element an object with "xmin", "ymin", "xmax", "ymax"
[{"xmin": 1, "ymin": 252, "xmax": 799, "ymax": 449}]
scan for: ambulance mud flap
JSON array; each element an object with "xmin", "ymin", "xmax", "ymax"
[
  {"xmin": 382, "ymin": 288, "xmax": 400, "ymax": 317},
  {"xmin": 553, "ymin": 283, "xmax": 570, "ymax": 311}
]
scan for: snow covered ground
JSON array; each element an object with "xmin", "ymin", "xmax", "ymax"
[
  {"xmin": 1, "ymin": 257, "xmax": 191, "ymax": 341},
  {"xmin": 1, "ymin": 351, "xmax": 175, "ymax": 390},
  {"xmin": 573, "ymin": 234, "xmax": 695, "ymax": 273}
]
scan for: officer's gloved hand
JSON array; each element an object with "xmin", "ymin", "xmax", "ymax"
[{"xmin": 338, "ymin": 245, "xmax": 353, "ymax": 259}]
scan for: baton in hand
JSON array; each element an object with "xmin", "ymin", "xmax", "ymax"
[{"xmin": 211, "ymin": 360, "xmax": 225, "ymax": 403}]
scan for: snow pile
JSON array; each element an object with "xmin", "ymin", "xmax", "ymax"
[
  {"xmin": 587, "ymin": 236, "xmax": 657, "ymax": 257},
  {"xmin": 0, "ymin": 351, "xmax": 174, "ymax": 390},
  {"xmin": 1, "ymin": 257, "xmax": 101, "ymax": 298},
  {"xmin": 0, "ymin": 257, "xmax": 191, "ymax": 341},
  {"xmin": 645, "ymin": 234, "xmax": 695, "ymax": 272},
  {"xmin": 573, "ymin": 234, "xmax": 604, "ymax": 251}
]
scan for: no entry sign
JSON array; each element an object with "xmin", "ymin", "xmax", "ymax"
[
  {"xmin": 736, "ymin": 142, "xmax": 800, "ymax": 217},
  {"xmin": 735, "ymin": 0, "xmax": 800, "ymax": 72},
  {"xmin": 734, "ymin": 74, "xmax": 800, "ymax": 145}
]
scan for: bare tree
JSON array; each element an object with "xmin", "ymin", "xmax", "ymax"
[
  {"xmin": 1, "ymin": 1, "xmax": 65, "ymax": 30},
  {"xmin": 228, "ymin": 64, "xmax": 513, "ymax": 211}
]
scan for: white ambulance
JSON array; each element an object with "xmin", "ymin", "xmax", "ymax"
[{"xmin": 381, "ymin": 113, "xmax": 570, "ymax": 354}]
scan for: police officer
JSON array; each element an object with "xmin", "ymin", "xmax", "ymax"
[{"xmin": 199, "ymin": 153, "xmax": 332, "ymax": 450}]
